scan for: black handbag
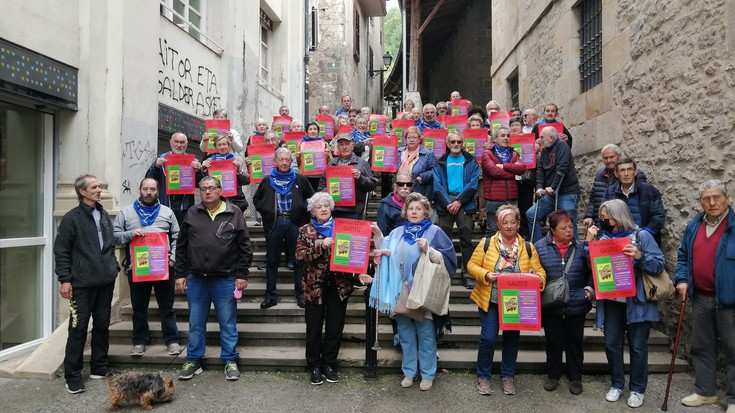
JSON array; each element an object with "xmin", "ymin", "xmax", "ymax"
[{"xmin": 541, "ymin": 247, "xmax": 575, "ymax": 309}]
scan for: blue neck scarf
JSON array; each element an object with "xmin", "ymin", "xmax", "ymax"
[
  {"xmin": 312, "ymin": 217, "xmax": 334, "ymax": 238},
  {"xmin": 302, "ymin": 136, "xmax": 322, "ymax": 143},
  {"xmin": 606, "ymin": 228, "xmax": 636, "ymax": 239},
  {"xmin": 269, "ymin": 168, "xmax": 296, "ymax": 195},
  {"xmin": 403, "ymin": 219, "xmax": 432, "ymax": 245},
  {"xmin": 133, "ymin": 199, "xmax": 161, "ymax": 227},
  {"xmin": 493, "ymin": 145, "xmax": 513, "ymax": 163},
  {"xmin": 352, "ymin": 129, "xmax": 370, "ymax": 143},
  {"xmin": 210, "ymin": 153, "xmax": 234, "ymax": 161}
]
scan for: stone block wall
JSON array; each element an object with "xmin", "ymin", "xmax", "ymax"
[{"xmin": 492, "ymin": 0, "xmax": 735, "ymax": 362}]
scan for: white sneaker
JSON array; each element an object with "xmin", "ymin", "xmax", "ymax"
[
  {"xmin": 605, "ymin": 387, "xmax": 623, "ymax": 402},
  {"xmin": 726, "ymin": 404, "xmax": 735, "ymax": 413},
  {"xmin": 627, "ymin": 391, "xmax": 644, "ymax": 408}
]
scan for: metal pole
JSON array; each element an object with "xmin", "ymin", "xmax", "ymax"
[
  {"xmin": 401, "ymin": 0, "xmax": 407, "ymax": 102},
  {"xmin": 363, "ymin": 282, "xmax": 378, "ymax": 380}
]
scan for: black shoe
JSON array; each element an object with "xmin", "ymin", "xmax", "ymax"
[
  {"xmin": 321, "ymin": 365, "xmax": 339, "ymax": 383},
  {"xmin": 310, "ymin": 367, "xmax": 324, "ymax": 385},
  {"xmin": 463, "ymin": 277, "xmax": 476, "ymax": 290},
  {"xmin": 569, "ymin": 380, "xmax": 583, "ymax": 395},
  {"xmin": 260, "ymin": 297, "xmax": 277, "ymax": 309},
  {"xmin": 544, "ymin": 377, "xmax": 558, "ymax": 391},
  {"xmin": 257, "ymin": 262, "xmax": 267, "ymax": 270},
  {"xmin": 287, "ymin": 261, "xmax": 294, "ymax": 271},
  {"xmin": 65, "ymin": 381, "xmax": 85, "ymax": 394},
  {"xmin": 296, "ymin": 296, "xmax": 306, "ymax": 309}
]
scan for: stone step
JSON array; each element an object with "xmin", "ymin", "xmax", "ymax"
[{"xmin": 97, "ymin": 344, "xmax": 688, "ymax": 374}]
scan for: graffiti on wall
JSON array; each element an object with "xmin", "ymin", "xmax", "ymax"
[{"xmin": 158, "ymin": 37, "xmax": 220, "ymax": 117}]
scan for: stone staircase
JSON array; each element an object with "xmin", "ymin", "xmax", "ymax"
[{"xmin": 101, "ymin": 196, "xmax": 687, "ymax": 374}]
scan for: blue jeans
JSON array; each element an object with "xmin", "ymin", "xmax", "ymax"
[
  {"xmin": 526, "ymin": 193, "xmax": 579, "ymax": 242},
  {"xmin": 602, "ymin": 300, "xmax": 650, "ymax": 393},
  {"xmin": 477, "ymin": 305, "xmax": 520, "ymax": 380},
  {"xmin": 395, "ymin": 315, "xmax": 437, "ymax": 380},
  {"xmin": 265, "ymin": 217, "xmax": 303, "ymax": 300},
  {"xmin": 185, "ymin": 274, "xmax": 239, "ymax": 364}
]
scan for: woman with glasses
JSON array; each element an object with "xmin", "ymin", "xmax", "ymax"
[
  {"xmin": 467, "ymin": 204, "xmax": 546, "ymax": 396},
  {"xmin": 396, "ymin": 126, "xmax": 437, "ymax": 198},
  {"xmin": 202, "ymin": 135, "xmax": 250, "ymax": 214}
]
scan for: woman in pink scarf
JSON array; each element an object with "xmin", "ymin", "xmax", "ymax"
[{"xmin": 396, "ymin": 126, "xmax": 437, "ymax": 197}]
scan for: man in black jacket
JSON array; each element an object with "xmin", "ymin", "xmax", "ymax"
[
  {"xmin": 526, "ymin": 126, "xmax": 580, "ymax": 242},
  {"xmin": 54, "ymin": 174, "xmax": 120, "ymax": 394},
  {"xmin": 175, "ymin": 176, "xmax": 252, "ymax": 381},
  {"xmin": 254, "ymin": 148, "xmax": 315, "ymax": 309}
]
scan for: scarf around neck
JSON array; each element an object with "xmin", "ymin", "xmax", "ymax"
[
  {"xmin": 210, "ymin": 152, "xmax": 234, "ymax": 161},
  {"xmin": 302, "ymin": 136, "xmax": 322, "ymax": 143},
  {"xmin": 403, "ymin": 219, "xmax": 432, "ymax": 245},
  {"xmin": 133, "ymin": 199, "xmax": 161, "ymax": 226},
  {"xmin": 399, "ymin": 146, "xmax": 420, "ymax": 175},
  {"xmin": 312, "ymin": 217, "xmax": 334, "ymax": 238},
  {"xmin": 493, "ymin": 145, "xmax": 513, "ymax": 163},
  {"xmin": 269, "ymin": 168, "xmax": 296, "ymax": 195}
]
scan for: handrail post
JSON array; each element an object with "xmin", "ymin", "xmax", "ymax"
[{"xmin": 363, "ymin": 284, "xmax": 378, "ymax": 380}]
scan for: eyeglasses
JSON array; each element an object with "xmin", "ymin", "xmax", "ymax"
[
  {"xmin": 448, "ymin": 140, "xmax": 463, "ymax": 144},
  {"xmin": 701, "ymin": 195, "xmax": 725, "ymax": 203},
  {"xmin": 395, "ymin": 182, "xmax": 413, "ymax": 187},
  {"xmin": 200, "ymin": 186, "xmax": 221, "ymax": 192}
]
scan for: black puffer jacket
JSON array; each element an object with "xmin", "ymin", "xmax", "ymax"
[
  {"xmin": 534, "ymin": 234, "xmax": 592, "ymax": 316},
  {"xmin": 54, "ymin": 202, "xmax": 120, "ymax": 287},
  {"xmin": 584, "ymin": 166, "xmax": 648, "ymax": 224},
  {"xmin": 536, "ymin": 137, "xmax": 579, "ymax": 195}
]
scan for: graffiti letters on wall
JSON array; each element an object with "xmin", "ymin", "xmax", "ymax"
[{"xmin": 158, "ymin": 37, "xmax": 220, "ymax": 117}]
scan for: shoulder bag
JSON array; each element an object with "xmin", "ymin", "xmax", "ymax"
[
  {"xmin": 541, "ymin": 246, "xmax": 574, "ymax": 309},
  {"xmin": 636, "ymin": 230, "xmax": 675, "ymax": 302}
]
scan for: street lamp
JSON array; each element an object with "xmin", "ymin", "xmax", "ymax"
[{"xmin": 368, "ymin": 52, "xmax": 393, "ymax": 78}]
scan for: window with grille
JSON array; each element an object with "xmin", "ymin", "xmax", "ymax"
[
  {"xmin": 578, "ymin": 0, "xmax": 602, "ymax": 93},
  {"xmin": 509, "ymin": 72, "xmax": 519, "ymax": 109},
  {"xmin": 353, "ymin": 6, "xmax": 361, "ymax": 62},
  {"xmin": 160, "ymin": 0, "xmax": 205, "ymax": 41}
]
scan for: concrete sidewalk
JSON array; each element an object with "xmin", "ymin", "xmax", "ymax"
[{"xmin": 0, "ymin": 367, "xmax": 725, "ymax": 413}]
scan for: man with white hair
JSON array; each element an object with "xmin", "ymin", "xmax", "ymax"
[
  {"xmin": 416, "ymin": 103, "xmax": 441, "ymax": 132},
  {"xmin": 522, "ymin": 108, "xmax": 538, "ymax": 133}
]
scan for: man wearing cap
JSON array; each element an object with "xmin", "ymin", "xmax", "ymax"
[{"xmin": 318, "ymin": 133, "xmax": 375, "ymax": 220}]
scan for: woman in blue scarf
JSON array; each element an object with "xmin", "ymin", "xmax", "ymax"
[
  {"xmin": 202, "ymin": 135, "xmax": 250, "ymax": 213},
  {"xmin": 299, "ymin": 122, "xmax": 332, "ymax": 192},
  {"xmin": 296, "ymin": 192, "xmax": 372, "ymax": 385},
  {"xmin": 371, "ymin": 193, "xmax": 456, "ymax": 391},
  {"xmin": 585, "ymin": 199, "xmax": 664, "ymax": 409}
]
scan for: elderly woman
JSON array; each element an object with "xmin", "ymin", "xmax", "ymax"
[
  {"xmin": 482, "ymin": 127, "xmax": 527, "ymax": 236},
  {"xmin": 201, "ymin": 135, "xmax": 250, "ymax": 213},
  {"xmin": 200, "ymin": 108, "xmax": 243, "ymax": 154},
  {"xmin": 296, "ymin": 192, "xmax": 372, "ymax": 385},
  {"xmin": 352, "ymin": 114, "xmax": 373, "ymax": 162},
  {"xmin": 535, "ymin": 210, "xmax": 593, "ymax": 395},
  {"xmin": 585, "ymin": 199, "xmax": 664, "ymax": 409},
  {"xmin": 396, "ymin": 126, "xmax": 437, "ymax": 198},
  {"xmin": 467, "ymin": 204, "xmax": 546, "ymax": 396},
  {"xmin": 299, "ymin": 122, "xmax": 332, "ymax": 192},
  {"xmin": 372, "ymin": 193, "xmax": 457, "ymax": 391}
]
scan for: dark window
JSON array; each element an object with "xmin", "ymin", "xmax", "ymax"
[
  {"xmin": 508, "ymin": 72, "xmax": 519, "ymax": 109},
  {"xmin": 353, "ymin": 6, "xmax": 361, "ymax": 62},
  {"xmin": 578, "ymin": 0, "xmax": 602, "ymax": 92}
]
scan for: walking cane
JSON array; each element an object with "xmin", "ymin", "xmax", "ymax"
[
  {"xmin": 661, "ymin": 294, "xmax": 688, "ymax": 411},
  {"xmin": 371, "ymin": 264, "xmax": 382, "ymax": 351},
  {"xmin": 530, "ymin": 194, "xmax": 541, "ymax": 242}
]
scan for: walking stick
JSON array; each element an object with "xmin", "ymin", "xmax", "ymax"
[
  {"xmin": 530, "ymin": 195, "xmax": 541, "ymax": 242},
  {"xmin": 661, "ymin": 295, "xmax": 687, "ymax": 411},
  {"xmin": 371, "ymin": 264, "xmax": 382, "ymax": 351}
]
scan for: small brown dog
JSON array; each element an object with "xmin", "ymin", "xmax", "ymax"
[{"xmin": 107, "ymin": 372, "xmax": 176, "ymax": 411}]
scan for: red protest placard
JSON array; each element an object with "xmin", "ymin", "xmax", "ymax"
[
  {"xmin": 510, "ymin": 133, "xmax": 537, "ymax": 169},
  {"xmin": 422, "ymin": 128, "xmax": 447, "ymax": 159},
  {"xmin": 450, "ymin": 99, "xmax": 469, "ymax": 116},
  {"xmin": 490, "ymin": 111, "xmax": 512, "ymax": 137},
  {"xmin": 369, "ymin": 114, "xmax": 387, "ymax": 135},
  {"xmin": 445, "ymin": 115, "xmax": 468, "ymax": 137},
  {"xmin": 497, "ymin": 273, "xmax": 542, "ymax": 331},
  {"xmin": 164, "ymin": 153, "xmax": 196, "ymax": 195},
  {"xmin": 205, "ymin": 120, "xmax": 230, "ymax": 153},
  {"xmin": 463, "ymin": 128, "xmax": 489, "ymax": 162},
  {"xmin": 282, "ymin": 132, "xmax": 304, "ymax": 155},
  {"xmin": 248, "ymin": 143, "xmax": 276, "ymax": 184},
  {"xmin": 329, "ymin": 218, "xmax": 372, "ymax": 274},
  {"xmin": 131, "ymin": 232, "xmax": 170, "ymax": 282},
  {"xmin": 299, "ymin": 140, "xmax": 327, "ymax": 176},
  {"xmin": 248, "ymin": 134, "xmax": 266, "ymax": 148},
  {"xmin": 336, "ymin": 124, "xmax": 353, "ymax": 136},
  {"xmin": 272, "ymin": 115, "xmax": 292, "ymax": 137},
  {"xmin": 588, "ymin": 238, "xmax": 637, "ymax": 299},
  {"xmin": 325, "ymin": 166, "xmax": 356, "ymax": 207},
  {"xmin": 316, "ymin": 115, "xmax": 335, "ymax": 140},
  {"xmin": 541, "ymin": 122, "xmax": 565, "ymax": 136},
  {"xmin": 391, "ymin": 119, "xmax": 415, "ymax": 145},
  {"xmin": 208, "ymin": 159, "xmax": 237, "ymax": 197},
  {"xmin": 371, "ymin": 135, "xmax": 398, "ymax": 173}
]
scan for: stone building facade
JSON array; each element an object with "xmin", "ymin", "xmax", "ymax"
[
  {"xmin": 491, "ymin": 0, "xmax": 735, "ymax": 355},
  {"xmin": 307, "ymin": 0, "xmax": 386, "ymax": 119}
]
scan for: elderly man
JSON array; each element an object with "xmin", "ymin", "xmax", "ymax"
[
  {"xmin": 279, "ymin": 105, "xmax": 290, "ymax": 116},
  {"xmin": 436, "ymin": 101, "xmax": 448, "ymax": 116},
  {"xmin": 583, "ymin": 144, "xmax": 648, "ymax": 228},
  {"xmin": 522, "ymin": 109, "xmax": 538, "ymax": 133},
  {"xmin": 318, "ymin": 105, "xmax": 330, "ymax": 116},
  {"xmin": 175, "ymin": 176, "xmax": 252, "ymax": 381},
  {"xmin": 433, "ymin": 131, "xmax": 481, "ymax": 289},
  {"xmin": 334, "ymin": 95, "xmax": 352, "ymax": 117},
  {"xmin": 255, "ymin": 148, "xmax": 315, "ymax": 309},
  {"xmin": 450, "ymin": 91, "xmax": 462, "ymax": 101},
  {"xmin": 377, "ymin": 172, "xmax": 412, "ymax": 236},
  {"xmin": 675, "ymin": 180, "xmax": 735, "ymax": 413},
  {"xmin": 318, "ymin": 133, "xmax": 376, "ymax": 219},
  {"xmin": 416, "ymin": 103, "xmax": 441, "ymax": 132},
  {"xmin": 603, "ymin": 158, "xmax": 665, "ymax": 245},
  {"xmin": 486, "ymin": 100, "xmax": 501, "ymax": 113},
  {"xmin": 114, "ymin": 178, "xmax": 180, "ymax": 357},
  {"xmin": 54, "ymin": 175, "xmax": 120, "ymax": 394},
  {"xmin": 146, "ymin": 132, "xmax": 204, "ymax": 225},
  {"xmin": 531, "ymin": 103, "xmax": 574, "ymax": 147},
  {"xmin": 526, "ymin": 126, "xmax": 580, "ymax": 242}
]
